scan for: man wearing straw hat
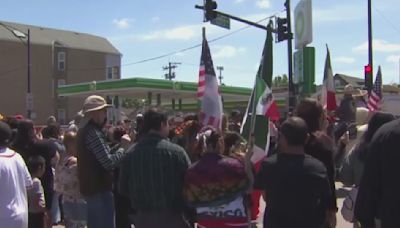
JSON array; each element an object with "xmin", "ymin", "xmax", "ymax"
[
  {"xmin": 76, "ymin": 95, "xmax": 131, "ymax": 228},
  {"xmin": 337, "ymin": 84, "xmax": 357, "ymax": 124}
]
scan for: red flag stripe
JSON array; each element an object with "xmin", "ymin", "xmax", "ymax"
[{"xmin": 198, "ymin": 80, "xmax": 206, "ymax": 87}]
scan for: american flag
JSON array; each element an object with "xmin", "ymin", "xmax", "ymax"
[
  {"xmin": 367, "ymin": 66, "xmax": 382, "ymax": 111},
  {"xmin": 197, "ymin": 29, "xmax": 223, "ymax": 129}
]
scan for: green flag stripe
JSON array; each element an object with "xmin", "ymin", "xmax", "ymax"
[{"xmin": 241, "ymin": 21, "xmax": 273, "ymax": 155}]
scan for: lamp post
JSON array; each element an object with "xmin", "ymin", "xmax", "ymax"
[
  {"xmin": 216, "ymin": 66, "xmax": 224, "ymax": 85},
  {"xmin": 12, "ymin": 28, "xmax": 32, "ymax": 119}
]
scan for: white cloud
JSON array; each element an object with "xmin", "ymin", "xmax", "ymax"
[
  {"xmin": 113, "ymin": 18, "xmax": 134, "ymax": 29},
  {"xmin": 333, "ymin": 57, "xmax": 356, "ymax": 64},
  {"xmin": 256, "ymin": 0, "xmax": 270, "ymax": 9},
  {"xmin": 212, "ymin": 46, "xmax": 246, "ymax": 59},
  {"xmin": 353, "ymin": 39, "xmax": 400, "ymax": 52},
  {"xmin": 151, "ymin": 16, "xmax": 160, "ymax": 23},
  {"xmin": 165, "ymin": 26, "xmax": 196, "ymax": 40},
  {"xmin": 387, "ymin": 55, "xmax": 400, "ymax": 63},
  {"xmin": 137, "ymin": 25, "xmax": 197, "ymax": 41},
  {"xmin": 313, "ymin": 5, "xmax": 365, "ymax": 24}
]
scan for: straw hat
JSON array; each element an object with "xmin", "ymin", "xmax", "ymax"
[
  {"xmin": 353, "ymin": 88, "xmax": 368, "ymax": 97},
  {"xmin": 344, "ymin": 84, "xmax": 354, "ymax": 95},
  {"xmin": 82, "ymin": 95, "xmax": 112, "ymax": 114},
  {"xmin": 79, "ymin": 95, "xmax": 112, "ymax": 128}
]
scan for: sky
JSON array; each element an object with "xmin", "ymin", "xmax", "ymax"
[{"xmin": 1, "ymin": 0, "xmax": 400, "ymax": 88}]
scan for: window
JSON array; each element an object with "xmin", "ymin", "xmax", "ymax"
[
  {"xmin": 58, "ymin": 52, "xmax": 66, "ymax": 71},
  {"xmin": 334, "ymin": 79, "xmax": 341, "ymax": 88},
  {"xmin": 58, "ymin": 79, "xmax": 66, "ymax": 87},
  {"xmin": 107, "ymin": 67, "xmax": 113, "ymax": 80},
  {"xmin": 112, "ymin": 66, "xmax": 119, "ymax": 79},
  {"xmin": 107, "ymin": 66, "xmax": 120, "ymax": 80},
  {"xmin": 57, "ymin": 109, "xmax": 66, "ymax": 124}
]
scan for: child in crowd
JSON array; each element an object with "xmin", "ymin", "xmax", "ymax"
[
  {"xmin": 58, "ymin": 131, "xmax": 87, "ymax": 228},
  {"xmin": 27, "ymin": 155, "xmax": 47, "ymax": 228}
]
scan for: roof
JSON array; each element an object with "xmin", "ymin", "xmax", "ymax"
[
  {"xmin": 0, "ymin": 21, "xmax": 120, "ymax": 55},
  {"xmin": 57, "ymin": 77, "xmax": 288, "ymax": 109},
  {"xmin": 334, "ymin": 74, "xmax": 365, "ymax": 88},
  {"xmin": 58, "ymin": 77, "xmax": 251, "ymax": 101}
]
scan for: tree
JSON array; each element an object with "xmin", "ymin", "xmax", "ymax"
[
  {"xmin": 281, "ymin": 74, "xmax": 288, "ymax": 85},
  {"xmin": 122, "ymin": 98, "xmax": 146, "ymax": 109},
  {"xmin": 273, "ymin": 74, "xmax": 288, "ymax": 87}
]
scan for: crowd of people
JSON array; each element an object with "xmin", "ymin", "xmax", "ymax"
[{"xmin": 1, "ymin": 91, "xmax": 400, "ymax": 228}]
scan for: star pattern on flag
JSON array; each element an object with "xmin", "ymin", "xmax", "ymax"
[{"xmin": 201, "ymin": 40, "xmax": 216, "ymax": 76}]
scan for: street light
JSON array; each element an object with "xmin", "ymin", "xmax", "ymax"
[
  {"xmin": 216, "ymin": 66, "xmax": 224, "ymax": 85},
  {"xmin": 9, "ymin": 27, "xmax": 32, "ymax": 119}
]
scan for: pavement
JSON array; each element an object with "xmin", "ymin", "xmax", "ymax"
[{"xmin": 54, "ymin": 182, "xmax": 354, "ymax": 228}]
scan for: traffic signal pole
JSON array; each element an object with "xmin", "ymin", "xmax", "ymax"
[
  {"xmin": 196, "ymin": 0, "xmax": 296, "ymax": 113},
  {"xmin": 285, "ymin": 0, "xmax": 295, "ymax": 113},
  {"xmin": 367, "ymin": 0, "xmax": 373, "ymax": 95},
  {"xmin": 195, "ymin": 5, "xmax": 271, "ymax": 32}
]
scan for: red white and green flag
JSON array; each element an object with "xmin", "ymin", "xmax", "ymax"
[
  {"xmin": 240, "ymin": 23, "xmax": 275, "ymax": 221},
  {"xmin": 255, "ymin": 76, "xmax": 280, "ymax": 121},
  {"xmin": 321, "ymin": 45, "xmax": 337, "ymax": 111},
  {"xmin": 241, "ymin": 24, "xmax": 275, "ymax": 163}
]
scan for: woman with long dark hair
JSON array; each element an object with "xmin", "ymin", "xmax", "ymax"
[{"xmin": 339, "ymin": 112, "xmax": 395, "ymax": 186}]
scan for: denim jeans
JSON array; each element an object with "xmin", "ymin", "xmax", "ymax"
[
  {"xmin": 63, "ymin": 200, "xmax": 87, "ymax": 228},
  {"xmin": 85, "ymin": 191, "xmax": 115, "ymax": 228}
]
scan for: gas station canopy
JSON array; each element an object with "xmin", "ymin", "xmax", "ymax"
[{"xmin": 57, "ymin": 77, "xmax": 253, "ymax": 109}]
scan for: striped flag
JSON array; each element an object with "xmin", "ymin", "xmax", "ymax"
[
  {"xmin": 197, "ymin": 28, "xmax": 223, "ymax": 129},
  {"xmin": 367, "ymin": 66, "xmax": 382, "ymax": 111},
  {"xmin": 321, "ymin": 45, "xmax": 337, "ymax": 111}
]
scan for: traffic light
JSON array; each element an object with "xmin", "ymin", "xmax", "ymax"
[
  {"xmin": 364, "ymin": 64, "xmax": 372, "ymax": 92},
  {"xmin": 276, "ymin": 17, "xmax": 291, "ymax": 42},
  {"xmin": 204, "ymin": 0, "xmax": 217, "ymax": 22}
]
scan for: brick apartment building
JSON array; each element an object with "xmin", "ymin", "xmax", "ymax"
[{"xmin": 0, "ymin": 21, "xmax": 121, "ymax": 124}]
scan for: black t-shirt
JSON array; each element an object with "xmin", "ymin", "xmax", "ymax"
[{"xmin": 254, "ymin": 153, "xmax": 331, "ymax": 228}]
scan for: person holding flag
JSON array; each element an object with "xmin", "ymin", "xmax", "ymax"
[
  {"xmin": 183, "ymin": 28, "xmax": 254, "ymax": 228},
  {"xmin": 241, "ymin": 21, "xmax": 278, "ymax": 224}
]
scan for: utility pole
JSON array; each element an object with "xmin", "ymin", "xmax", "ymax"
[
  {"xmin": 163, "ymin": 62, "xmax": 181, "ymax": 80},
  {"xmin": 367, "ymin": 0, "xmax": 373, "ymax": 94},
  {"xmin": 27, "ymin": 29, "xmax": 32, "ymax": 119},
  {"xmin": 216, "ymin": 66, "xmax": 224, "ymax": 85},
  {"xmin": 285, "ymin": 0, "xmax": 295, "ymax": 113}
]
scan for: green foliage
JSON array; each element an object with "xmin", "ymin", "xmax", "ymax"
[
  {"xmin": 273, "ymin": 74, "xmax": 288, "ymax": 87},
  {"xmin": 121, "ymin": 98, "xmax": 145, "ymax": 109}
]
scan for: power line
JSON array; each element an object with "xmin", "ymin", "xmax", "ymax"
[
  {"xmin": 0, "ymin": 66, "xmax": 26, "ymax": 78},
  {"xmin": 123, "ymin": 13, "xmax": 280, "ymax": 67},
  {"xmin": 68, "ymin": 10, "xmax": 283, "ymax": 71},
  {"xmin": 373, "ymin": 6, "xmax": 400, "ymax": 36},
  {"xmin": 0, "ymin": 10, "xmax": 283, "ymax": 77}
]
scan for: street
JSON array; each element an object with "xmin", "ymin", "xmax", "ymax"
[{"xmin": 55, "ymin": 182, "xmax": 353, "ymax": 228}]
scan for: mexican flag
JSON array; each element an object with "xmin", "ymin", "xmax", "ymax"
[
  {"xmin": 255, "ymin": 76, "xmax": 280, "ymax": 122},
  {"xmin": 240, "ymin": 22, "xmax": 275, "ymax": 221},
  {"xmin": 241, "ymin": 23, "xmax": 274, "ymax": 163}
]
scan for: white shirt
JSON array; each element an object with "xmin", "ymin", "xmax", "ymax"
[{"xmin": 0, "ymin": 147, "xmax": 32, "ymax": 219}]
